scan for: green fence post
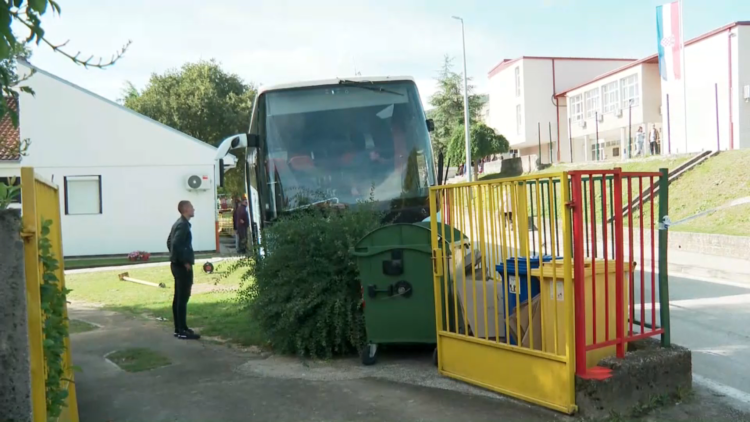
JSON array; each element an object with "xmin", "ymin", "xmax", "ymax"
[{"xmin": 658, "ymin": 167, "xmax": 671, "ymax": 347}]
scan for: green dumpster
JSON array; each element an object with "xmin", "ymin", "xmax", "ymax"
[{"xmin": 352, "ymin": 223, "xmax": 466, "ymax": 365}]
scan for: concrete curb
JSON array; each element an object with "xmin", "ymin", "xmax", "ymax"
[{"xmin": 64, "ymin": 256, "xmax": 242, "ymax": 275}]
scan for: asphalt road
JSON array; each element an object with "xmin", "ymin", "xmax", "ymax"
[{"xmin": 633, "ymin": 270, "xmax": 750, "ymax": 409}]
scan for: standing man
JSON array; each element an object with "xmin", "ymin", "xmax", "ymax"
[
  {"xmin": 234, "ymin": 197, "xmax": 249, "ymax": 254},
  {"xmin": 649, "ymin": 125, "xmax": 661, "ymax": 155},
  {"xmin": 167, "ymin": 200, "xmax": 200, "ymax": 340}
]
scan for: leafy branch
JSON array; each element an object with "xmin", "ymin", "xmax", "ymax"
[
  {"xmin": 0, "ymin": 0, "xmax": 131, "ymax": 123},
  {"xmin": 38, "ymin": 217, "xmax": 73, "ymax": 420},
  {"xmin": 0, "ymin": 175, "xmax": 19, "ymax": 209}
]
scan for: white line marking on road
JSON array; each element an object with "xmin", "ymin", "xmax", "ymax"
[
  {"xmin": 667, "ymin": 271, "xmax": 750, "ymax": 290},
  {"xmin": 639, "ymin": 269, "xmax": 750, "ymax": 290},
  {"xmin": 633, "ymin": 293, "xmax": 750, "ymax": 312},
  {"xmin": 693, "ymin": 373, "xmax": 750, "ymax": 409}
]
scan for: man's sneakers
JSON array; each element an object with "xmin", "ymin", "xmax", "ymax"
[{"xmin": 174, "ymin": 328, "xmax": 201, "ymax": 340}]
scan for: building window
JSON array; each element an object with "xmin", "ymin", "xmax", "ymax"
[
  {"xmin": 601, "ymin": 81, "xmax": 620, "ymax": 114},
  {"xmin": 516, "ymin": 104, "xmax": 522, "ymax": 134},
  {"xmin": 64, "ymin": 175, "xmax": 102, "ymax": 215},
  {"xmin": 620, "ymin": 74, "xmax": 640, "ymax": 109},
  {"xmin": 569, "ymin": 94, "xmax": 583, "ymax": 122},
  {"xmin": 584, "ymin": 88, "xmax": 600, "ymax": 119},
  {"xmin": 514, "ymin": 67, "xmax": 521, "ymax": 97}
]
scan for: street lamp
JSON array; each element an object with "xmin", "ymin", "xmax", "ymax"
[
  {"xmin": 627, "ymin": 99, "xmax": 633, "ymax": 159},
  {"xmin": 452, "ymin": 15, "xmax": 472, "ymax": 182}
]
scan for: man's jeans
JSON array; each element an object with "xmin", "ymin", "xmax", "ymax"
[{"xmin": 171, "ymin": 263, "xmax": 193, "ymax": 333}]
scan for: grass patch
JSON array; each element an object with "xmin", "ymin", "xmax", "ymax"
[
  {"xmin": 665, "ymin": 149, "xmax": 750, "ymax": 236},
  {"xmin": 68, "ymin": 319, "xmax": 98, "ymax": 334},
  {"xmin": 65, "ymin": 261, "xmax": 263, "ymax": 346},
  {"xmin": 64, "ymin": 253, "xmax": 217, "ymax": 270},
  {"xmin": 107, "ymin": 348, "xmax": 171, "ymax": 372}
]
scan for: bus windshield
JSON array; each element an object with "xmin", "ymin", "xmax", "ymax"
[{"xmin": 257, "ymin": 80, "xmax": 435, "ymax": 219}]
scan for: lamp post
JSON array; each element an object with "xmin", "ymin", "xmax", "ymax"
[
  {"xmin": 628, "ymin": 99, "xmax": 633, "ymax": 159},
  {"xmin": 452, "ymin": 15, "xmax": 472, "ymax": 182}
]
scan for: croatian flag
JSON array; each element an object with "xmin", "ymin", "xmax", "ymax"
[{"xmin": 656, "ymin": 1, "xmax": 683, "ymax": 81}]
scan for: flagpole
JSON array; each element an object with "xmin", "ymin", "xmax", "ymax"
[{"xmin": 680, "ymin": 0, "xmax": 688, "ymax": 153}]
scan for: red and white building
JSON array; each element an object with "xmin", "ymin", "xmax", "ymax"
[
  {"xmin": 486, "ymin": 56, "xmax": 636, "ymax": 169},
  {"xmin": 557, "ymin": 21, "xmax": 750, "ymax": 162}
]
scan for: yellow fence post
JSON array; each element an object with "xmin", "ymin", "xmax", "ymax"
[
  {"xmin": 559, "ymin": 172, "xmax": 576, "ymax": 408},
  {"xmin": 20, "ymin": 167, "xmax": 47, "ymax": 422}
]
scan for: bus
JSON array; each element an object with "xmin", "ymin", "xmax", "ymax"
[{"xmin": 215, "ymin": 77, "xmax": 442, "ymax": 246}]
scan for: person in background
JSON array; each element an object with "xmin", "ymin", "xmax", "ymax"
[
  {"xmin": 234, "ymin": 197, "xmax": 249, "ymax": 253},
  {"xmin": 167, "ymin": 200, "xmax": 199, "ymax": 340},
  {"xmin": 635, "ymin": 126, "xmax": 646, "ymax": 157},
  {"xmin": 649, "ymin": 125, "xmax": 660, "ymax": 155},
  {"xmin": 231, "ymin": 197, "xmax": 240, "ymax": 250}
]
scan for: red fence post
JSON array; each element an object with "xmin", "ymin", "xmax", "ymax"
[
  {"xmin": 612, "ymin": 169, "xmax": 625, "ymax": 358},
  {"xmin": 569, "ymin": 172, "xmax": 588, "ymax": 376}
]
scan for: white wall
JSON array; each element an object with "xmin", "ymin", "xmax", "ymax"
[
  {"xmin": 30, "ymin": 166, "xmax": 216, "ymax": 256},
  {"xmin": 522, "ymin": 59, "xmax": 555, "ymax": 141},
  {"xmin": 488, "ymin": 61, "xmax": 525, "ymax": 144},
  {"xmin": 0, "ymin": 162, "xmax": 19, "ymax": 178},
  {"xmin": 737, "ymin": 25, "xmax": 750, "ymax": 149},
  {"xmin": 17, "ymin": 62, "xmax": 219, "ymax": 257},
  {"xmin": 642, "ymin": 63, "xmax": 662, "ymax": 126},
  {"xmin": 661, "ymin": 28, "xmax": 736, "ymax": 153}
]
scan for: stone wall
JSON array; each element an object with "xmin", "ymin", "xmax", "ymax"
[{"xmin": 0, "ymin": 209, "xmax": 32, "ymax": 421}]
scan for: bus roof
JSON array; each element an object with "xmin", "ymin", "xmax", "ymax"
[{"xmin": 257, "ymin": 76, "xmax": 416, "ymax": 95}]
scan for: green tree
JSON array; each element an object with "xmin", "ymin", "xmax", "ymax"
[
  {"xmin": 428, "ymin": 55, "xmax": 484, "ymax": 153},
  {"xmin": 446, "ymin": 122, "xmax": 509, "ymax": 166},
  {"xmin": 123, "ymin": 60, "xmax": 257, "ymax": 197},
  {"xmin": 123, "ymin": 60, "xmax": 256, "ymax": 146}
]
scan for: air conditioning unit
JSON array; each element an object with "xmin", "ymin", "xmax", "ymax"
[
  {"xmin": 615, "ymin": 108, "xmax": 623, "ymax": 118},
  {"xmin": 597, "ymin": 114, "xmax": 604, "ymax": 123},
  {"xmin": 186, "ymin": 174, "xmax": 212, "ymax": 191},
  {"xmin": 578, "ymin": 120, "xmax": 587, "ymax": 128},
  {"xmin": 744, "ymin": 85, "xmax": 750, "ymax": 102}
]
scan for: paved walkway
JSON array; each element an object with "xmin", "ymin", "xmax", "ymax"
[{"xmin": 68, "ymin": 305, "xmax": 557, "ymax": 422}]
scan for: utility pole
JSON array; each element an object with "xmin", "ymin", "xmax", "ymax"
[{"xmin": 453, "ymin": 15, "xmax": 472, "ymax": 181}]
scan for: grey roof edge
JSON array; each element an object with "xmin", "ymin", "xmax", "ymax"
[{"xmin": 16, "ymin": 58, "xmax": 218, "ymax": 153}]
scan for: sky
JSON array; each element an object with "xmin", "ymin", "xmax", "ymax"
[{"xmin": 15, "ymin": 0, "xmax": 750, "ymax": 109}]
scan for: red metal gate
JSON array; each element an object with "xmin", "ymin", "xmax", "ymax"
[{"xmin": 568, "ymin": 168, "xmax": 670, "ymax": 379}]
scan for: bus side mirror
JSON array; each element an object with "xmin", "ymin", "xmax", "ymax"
[
  {"xmin": 219, "ymin": 159, "xmax": 225, "ymax": 187},
  {"xmin": 247, "ymin": 134, "xmax": 260, "ymax": 148},
  {"xmin": 437, "ymin": 150, "xmax": 444, "ymax": 185},
  {"xmin": 426, "ymin": 119, "xmax": 435, "ymax": 132}
]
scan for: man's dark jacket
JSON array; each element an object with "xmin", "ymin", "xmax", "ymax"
[{"xmin": 167, "ymin": 216, "xmax": 195, "ymax": 265}]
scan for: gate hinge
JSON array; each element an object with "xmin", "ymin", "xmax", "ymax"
[{"xmin": 659, "ymin": 215, "xmax": 671, "ymax": 230}]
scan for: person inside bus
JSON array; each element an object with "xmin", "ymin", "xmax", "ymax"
[{"xmin": 349, "ymin": 107, "xmax": 415, "ymax": 199}]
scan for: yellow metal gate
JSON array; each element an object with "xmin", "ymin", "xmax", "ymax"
[
  {"xmin": 21, "ymin": 167, "xmax": 80, "ymax": 422},
  {"xmin": 428, "ymin": 173, "xmax": 576, "ymax": 413}
]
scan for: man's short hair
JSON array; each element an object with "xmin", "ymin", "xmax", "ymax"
[{"xmin": 178, "ymin": 200, "xmax": 191, "ymax": 213}]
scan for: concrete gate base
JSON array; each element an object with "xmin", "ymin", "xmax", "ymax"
[{"xmin": 575, "ymin": 338, "xmax": 692, "ymax": 418}]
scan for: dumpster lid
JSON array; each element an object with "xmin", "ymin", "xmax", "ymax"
[
  {"xmin": 353, "ymin": 223, "xmax": 452, "ymax": 257},
  {"xmin": 528, "ymin": 258, "xmax": 637, "ymax": 277}
]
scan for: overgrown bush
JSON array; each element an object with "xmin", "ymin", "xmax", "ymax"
[{"xmin": 233, "ymin": 200, "xmax": 385, "ymax": 358}]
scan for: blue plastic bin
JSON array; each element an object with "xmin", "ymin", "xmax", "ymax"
[{"xmin": 495, "ymin": 256, "xmax": 555, "ymax": 344}]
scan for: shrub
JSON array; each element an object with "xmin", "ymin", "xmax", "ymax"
[{"xmin": 233, "ymin": 200, "xmax": 384, "ymax": 358}]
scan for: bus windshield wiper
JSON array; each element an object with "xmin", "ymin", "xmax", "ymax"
[{"xmin": 338, "ymin": 80, "xmax": 404, "ymax": 96}]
